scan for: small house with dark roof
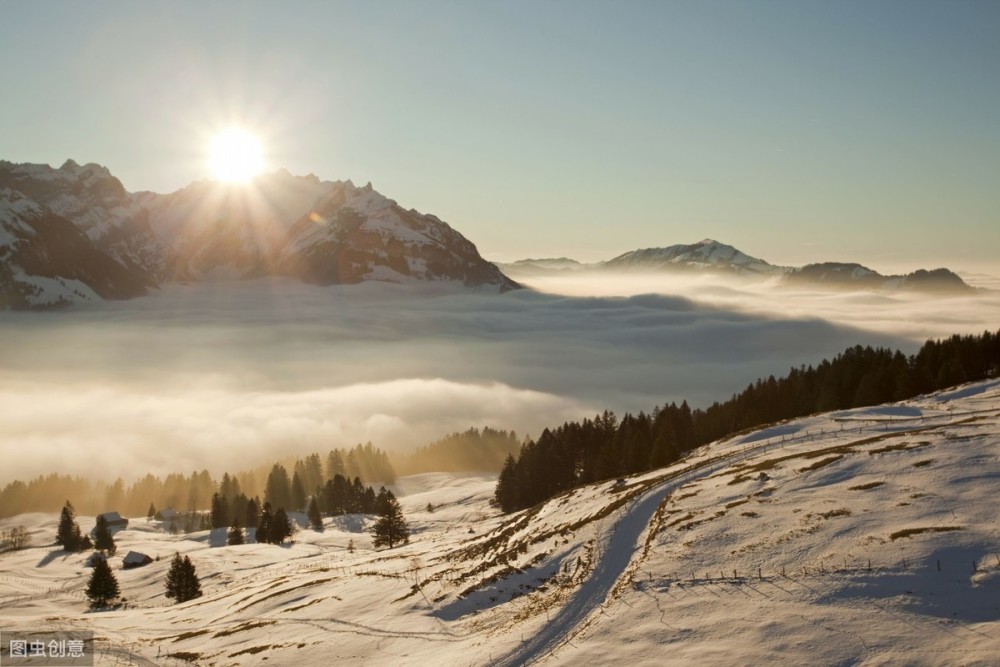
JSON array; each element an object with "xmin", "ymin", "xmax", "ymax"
[
  {"xmin": 94, "ymin": 511, "xmax": 129, "ymax": 535},
  {"xmin": 122, "ymin": 551, "xmax": 153, "ymax": 569},
  {"xmin": 154, "ymin": 508, "xmax": 177, "ymax": 521}
]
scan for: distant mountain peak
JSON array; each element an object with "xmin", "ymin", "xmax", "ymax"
[
  {"xmin": 602, "ymin": 239, "xmax": 780, "ymax": 276},
  {"xmin": 501, "ymin": 239, "xmax": 974, "ymax": 295}
]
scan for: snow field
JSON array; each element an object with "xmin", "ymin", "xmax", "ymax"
[{"xmin": 1, "ymin": 382, "xmax": 999, "ymax": 665}]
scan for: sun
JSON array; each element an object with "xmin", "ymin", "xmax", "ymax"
[{"xmin": 206, "ymin": 128, "xmax": 264, "ymax": 182}]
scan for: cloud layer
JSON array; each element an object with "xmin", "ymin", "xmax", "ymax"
[{"xmin": 4, "ymin": 275, "xmax": 993, "ymax": 484}]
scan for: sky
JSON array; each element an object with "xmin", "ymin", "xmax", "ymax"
[{"xmin": 0, "ymin": 1, "xmax": 998, "ymax": 270}]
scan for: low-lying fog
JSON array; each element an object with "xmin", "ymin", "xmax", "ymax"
[{"xmin": 1, "ymin": 272, "xmax": 996, "ymax": 484}]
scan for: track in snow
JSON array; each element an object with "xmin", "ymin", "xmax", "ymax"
[
  {"xmin": 493, "ymin": 454, "xmax": 740, "ymax": 667},
  {"xmin": 492, "ymin": 406, "xmax": 985, "ymax": 667}
]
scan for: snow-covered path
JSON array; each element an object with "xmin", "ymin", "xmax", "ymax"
[
  {"xmin": 494, "ymin": 452, "xmax": 743, "ymax": 667},
  {"xmin": 491, "ymin": 393, "xmax": 993, "ymax": 667}
]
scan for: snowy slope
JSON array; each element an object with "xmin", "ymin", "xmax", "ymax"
[{"xmin": 2, "ymin": 381, "xmax": 999, "ymax": 665}]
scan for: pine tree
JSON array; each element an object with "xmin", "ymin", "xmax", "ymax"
[
  {"xmin": 307, "ymin": 497, "xmax": 323, "ymax": 532},
  {"xmin": 180, "ymin": 556, "xmax": 202, "ymax": 601},
  {"xmin": 291, "ymin": 472, "xmax": 307, "ymax": 511},
  {"xmin": 370, "ymin": 491, "xmax": 409, "ymax": 549},
  {"xmin": 147, "ymin": 502, "xmax": 156, "ymax": 520},
  {"xmin": 256, "ymin": 502, "xmax": 273, "ymax": 544},
  {"xmin": 245, "ymin": 497, "xmax": 260, "ymax": 530},
  {"xmin": 264, "ymin": 464, "xmax": 292, "ymax": 511},
  {"xmin": 86, "ymin": 556, "xmax": 120, "ymax": 609},
  {"xmin": 57, "ymin": 501, "xmax": 85, "ymax": 552},
  {"xmin": 271, "ymin": 508, "xmax": 293, "ymax": 544},
  {"xmin": 165, "ymin": 552, "xmax": 202, "ymax": 603},
  {"xmin": 210, "ymin": 492, "xmax": 228, "ymax": 529},
  {"xmin": 165, "ymin": 552, "xmax": 183, "ymax": 600},
  {"xmin": 227, "ymin": 519, "xmax": 245, "ymax": 546},
  {"xmin": 94, "ymin": 515, "xmax": 117, "ymax": 556}
]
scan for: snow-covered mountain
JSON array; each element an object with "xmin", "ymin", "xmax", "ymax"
[
  {"xmin": 502, "ymin": 238, "xmax": 974, "ymax": 294},
  {"xmin": 499, "ymin": 257, "xmax": 586, "ymax": 273},
  {"xmin": 0, "ymin": 160, "xmax": 517, "ymax": 309},
  {"xmin": 2, "ymin": 379, "xmax": 998, "ymax": 664},
  {"xmin": 602, "ymin": 238, "xmax": 782, "ymax": 275},
  {"xmin": 0, "ymin": 188, "xmax": 151, "ymax": 309},
  {"xmin": 786, "ymin": 262, "xmax": 974, "ymax": 293}
]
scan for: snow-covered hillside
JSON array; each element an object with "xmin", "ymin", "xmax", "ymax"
[{"xmin": 2, "ymin": 380, "xmax": 999, "ymax": 665}]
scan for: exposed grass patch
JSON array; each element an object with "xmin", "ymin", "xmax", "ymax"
[
  {"xmin": 912, "ymin": 459, "xmax": 934, "ymax": 468},
  {"xmin": 725, "ymin": 499, "xmax": 750, "ymax": 509},
  {"xmin": 869, "ymin": 443, "xmax": 916, "ymax": 455},
  {"xmin": 678, "ymin": 515, "xmax": 719, "ymax": 531},
  {"xmin": 849, "ymin": 481, "xmax": 885, "ymax": 491},
  {"xmin": 889, "ymin": 526, "xmax": 963, "ymax": 541},
  {"xmin": 170, "ymin": 629, "xmax": 211, "ymax": 642},
  {"xmin": 798, "ymin": 455, "xmax": 843, "ymax": 473},
  {"xmin": 238, "ymin": 577, "xmax": 336, "ymax": 612},
  {"xmin": 817, "ymin": 509, "xmax": 851, "ymax": 519},
  {"xmin": 282, "ymin": 597, "xmax": 330, "ymax": 613},
  {"xmin": 230, "ymin": 645, "xmax": 271, "ymax": 657},
  {"xmin": 741, "ymin": 511, "xmax": 759, "ymax": 518},
  {"xmin": 666, "ymin": 513, "xmax": 695, "ymax": 529},
  {"xmin": 166, "ymin": 652, "xmax": 201, "ymax": 662},
  {"xmin": 213, "ymin": 620, "xmax": 274, "ymax": 638}
]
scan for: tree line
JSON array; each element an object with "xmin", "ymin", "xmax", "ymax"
[
  {"xmin": 395, "ymin": 427, "xmax": 521, "ymax": 475},
  {"xmin": 496, "ymin": 330, "xmax": 1000, "ymax": 512},
  {"xmin": 0, "ymin": 443, "xmax": 396, "ymax": 519}
]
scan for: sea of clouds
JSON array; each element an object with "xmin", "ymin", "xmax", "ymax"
[{"xmin": 1, "ymin": 273, "xmax": 996, "ymax": 484}]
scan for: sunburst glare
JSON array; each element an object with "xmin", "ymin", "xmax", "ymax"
[{"xmin": 206, "ymin": 127, "xmax": 264, "ymax": 182}]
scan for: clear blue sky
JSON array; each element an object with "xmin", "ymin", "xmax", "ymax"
[{"xmin": 1, "ymin": 1, "xmax": 997, "ymax": 270}]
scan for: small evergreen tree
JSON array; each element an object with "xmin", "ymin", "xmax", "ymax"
[
  {"xmin": 94, "ymin": 515, "xmax": 117, "ymax": 556},
  {"xmin": 164, "ymin": 552, "xmax": 184, "ymax": 600},
  {"xmin": 57, "ymin": 501, "xmax": 85, "ymax": 552},
  {"xmin": 307, "ymin": 496, "xmax": 323, "ymax": 532},
  {"xmin": 227, "ymin": 519, "xmax": 245, "ymax": 546},
  {"xmin": 245, "ymin": 497, "xmax": 260, "ymax": 531},
  {"xmin": 271, "ymin": 507, "xmax": 293, "ymax": 544},
  {"xmin": 147, "ymin": 502, "xmax": 156, "ymax": 520},
  {"xmin": 180, "ymin": 556, "xmax": 202, "ymax": 601},
  {"xmin": 291, "ymin": 472, "xmax": 307, "ymax": 511},
  {"xmin": 371, "ymin": 491, "xmax": 409, "ymax": 549},
  {"xmin": 86, "ymin": 556, "xmax": 120, "ymax": 609},
  {"xmin": 256, "ymin": 502, "xmax": 273, "ymax": 544},
  {"xmin": 164, "ymin": 552, "xmax": 202, "ymax": 603}
]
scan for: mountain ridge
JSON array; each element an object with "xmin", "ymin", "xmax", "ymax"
[
  {"xmin": 0, "ymin": 160, "xmax": 518, "ymax": 309},
  {"xmin": 501, "ymin": 238, "xmax": 975, "ymax": 294}
]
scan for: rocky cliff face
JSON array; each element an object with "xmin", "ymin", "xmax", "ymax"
[
  {"xmin": 0, "ymin": 161, "xmax": 518, "ymax": 309},
  {"xmin": 0, "ymin": 188, "xmax": 151, "ymax": 309}
]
